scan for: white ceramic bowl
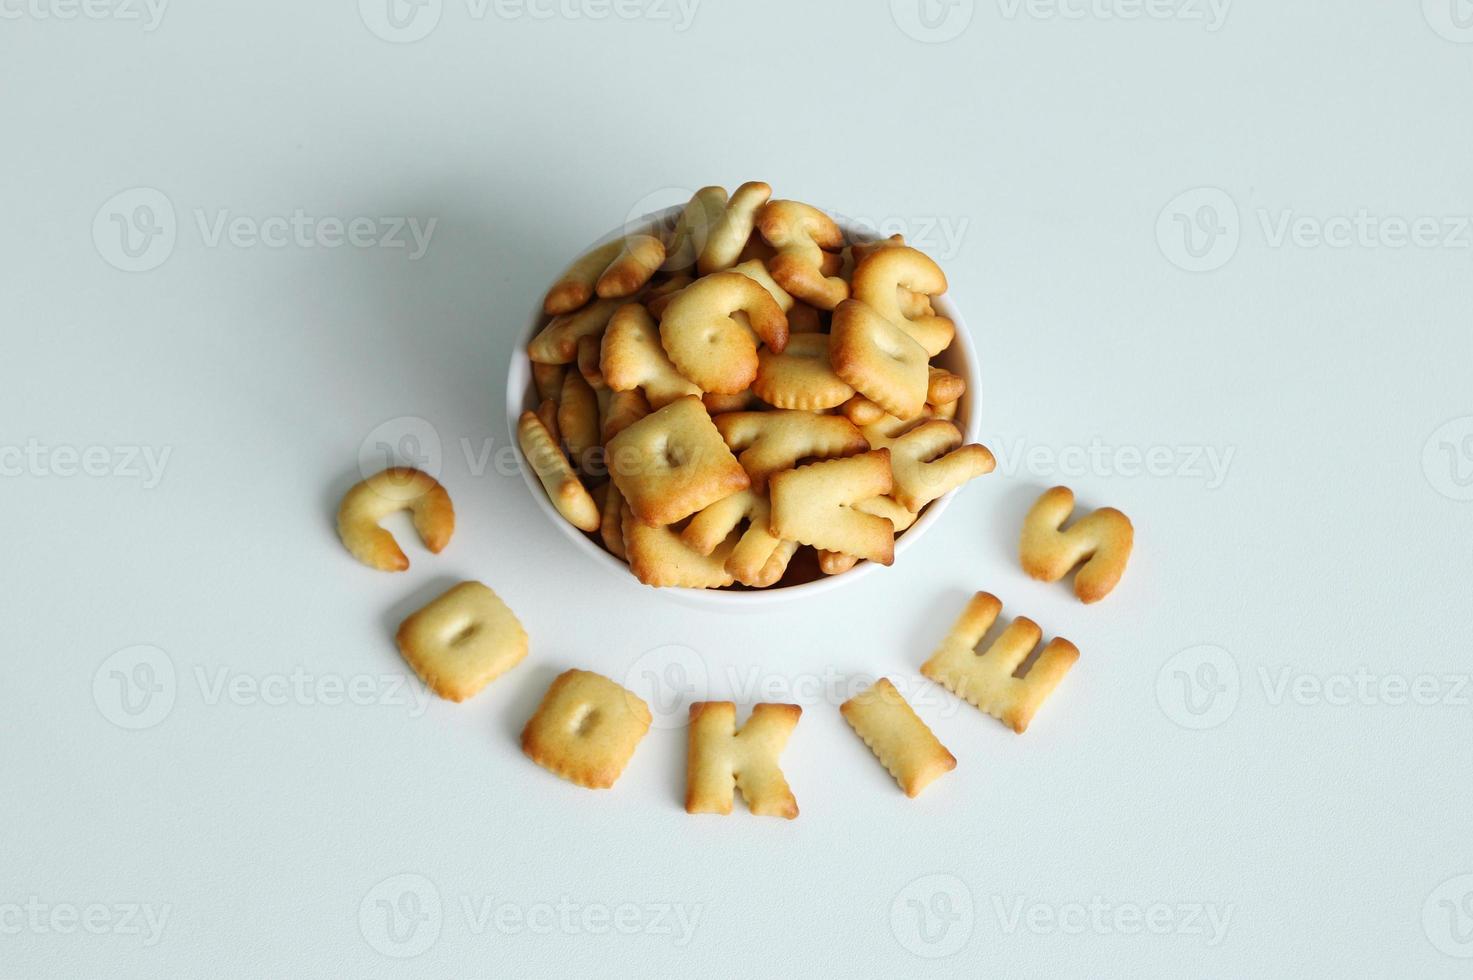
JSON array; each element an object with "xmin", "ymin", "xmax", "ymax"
[{"xmin": 507, "ymin": 207, "xmax": 983, "ymax": 607}]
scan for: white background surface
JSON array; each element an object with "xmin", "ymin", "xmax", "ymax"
[{"xmin": 3, "ymin": 1, "xmax": 1472, "ymax": 976}]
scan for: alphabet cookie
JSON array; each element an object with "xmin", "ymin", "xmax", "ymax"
[
  {"xmin": 682, "ymin": 488, "xmax": 785, "ymax": 587},
  {"xmin": 752, "ymin": 333, "xmax": 855, "ymax": 411},
  {"xmin": 816, "ymin": 496, "xmax": 919, "ymax": 574},
  {"xmin": 841, "ymin": 394, "xmax": 888, "ymax": 427},
  {"xmin": 841, "ymin": 678, "xmax": 956, "ymax": 797},
  {"xmin": 517, "ymin": 410, "xmax": 600, "ymax": 532},
  {"xmin": 659, "ymin": 272, "xmax": 789, "ymax": 394},
  {"xmin": 529, "ymin": 297, "xmax": 623, "ymax": 365},
  {"xmin": 888, "ymin": 420, "xmax": 995, "ymax": 512},
  {"xmin": 594, "ymin": 234, "xmax": 666, "ymax": 300},
  {"xmin": 556, "ymin": 369, "xmax": 600, "ymax": 470},
  {"xmin": 1019, "ymin": 486, "xmax": 1134, "ymax": 603},
  {"xmin": 686, "ymin": 702, "xmax": 801, "ymax": 818},
  {"xmin": 542, "ymin": 239, "xmax": 623, "ymax": 315},
  {"xmin": 623, "ymin": 508, "xmax": 739, "ymax": 589},
  {"xmin": 532, "ymin": 361, "xmax": 565, "ymax": 403},
  {"xmin": 662, "ymin": 186, "xmax": 727, "ymax": 273},
  {"xmin": 727, "ymin": 258, "xmax": 796, "ymax": 313},
  {"xmin": 927, "ymin": 366, "xmax": 966, "ymax": 406},
  {"xmin": 600, "ymin": 303, "xmax": 703, "ymax": 409},
  {"xmin": 830, "ymin": 299, "xmax": 930, "ymax": 420},
  {"xmin": 698, "ymin": 181, "xmax": 772, "ymax": 275},
  {"xmin": 519, "ymin": 182, "xmax": 978, "ymax": 590},
  {"xmin": 769, "ymin": 450, "xmax": 896, "ymax": 564},
  {"xmin": 601, "ymin": 387, "xmax": 651, "ymax": 443},
  {"xmin": 743, "ymin": 539, "xmax": 799, "ymax": 588},
  {"xmin": 848, "ymin": 244, "xmax": 955, "ymax": 356},
  {"xmin": 606, "ymin": 396, "xmax": 750, "ymax": 527},
  {"xmin": 396, "ymin": 581, "xmax": 527, "ymax": 702},
  {"xmin": 337, "ymin": 467, "xmax": 454, "ymax": 572},
  {"xmin": 757, "ymin": 200, "xmax": 848, "ymax": 310},
  {"xmin": 921, "ymin": 592, "xmax": 1078, "ymax": 733},
  {"xmin": 599, "ymin": 481, "xmax": 628, "ymax": 560},
  {"xmin": 522, "ymin": 669, "xmax": 652, "ymax": 789},
  {"xmin": 713, "ymin": 410, "xmax": 868, "ymax": 491}
]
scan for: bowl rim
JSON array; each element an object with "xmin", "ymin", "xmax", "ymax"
[{"xmin": 506, "ymin": 205, "xmax": 983, "ymax": 607}]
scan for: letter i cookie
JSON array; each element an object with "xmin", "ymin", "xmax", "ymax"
[{"xmin": 841, "ymin": 678, "xmax": 955, "ymax": 797}]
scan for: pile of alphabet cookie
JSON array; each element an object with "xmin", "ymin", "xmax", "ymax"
[
  {"xmin": 332, "ymin": 182, "xmax": 1136, "ymax": 815},
  {"xmin": 518, "ymin": 182, "xmax": 991, "ymax": 589}
]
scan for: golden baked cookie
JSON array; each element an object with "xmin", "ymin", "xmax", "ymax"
[
  {"xmin": 337, "ymin": 467, "xmax": 454, "ymax": 572},
  {"xmin": 522, "ymin": 669, "xmax": 652, "ymax": 789},
  {"xmin": 757, "ymin": 200, "xmax": 848, "ymax": 310},
  {"xmin": 1019, "ymin": 486, "xmax": 1134, "ymax": 603},
  {"xmin": 600, "ymin": 303, "xmax": 703, "ymax": 409},
  {"xmin": 769, "ymin": 450, "xmax": 896, "ymax": 564},
  {"xmin": 888, "ymin": 420, "xmax": 995, "ymax": 513},
  {"xmin": 682, "ymin": 489, "xmax": 786, "ymax": 587},
  {"xmin": 623, "ymin": 507, "xmax": 739, "ymax": 589},
  {"xmin": 605, "ymin": 395, "xmax": 750, "ymax": 527},
  {"xmin": 841, "ymin": 678, "xmax": 955, "ymax": 797},
  {"xmin": 752, "ymin": 333, "xmax": 855, "ymax": 411},
  {"xmin": 830, "ymin": 299, "xmax": 930, "ymax": 420},
  {"xmin": 658, "ymin": 272, "xmax": 789, "ymax": 394},
  {"xmin": 395, "ymin": 581, "xmax": 527, "ymax": 702},
  {"xmin": 517, "ymin": 410, "xmax": 600, "ymax": 532},
  {"xmin": 713, "ymin": 410, "xmax": 867, "ymax": 491},
  {"xmin": 686, "ymin": 701, "xmax": 801, "ymax": 818},
  {"xmin": 921, "ymin": 592, "xmax": 1078, "ymax": 734}
]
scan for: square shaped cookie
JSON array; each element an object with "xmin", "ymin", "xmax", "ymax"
[
  {"xmin": 521, "ymin": 669, "xmax": 652, "ymax": 789},
  {"xmin": 395, "ymin": 581, "xmax": 528, "ymax": 702},
  {"xmin": 605, "ymin": 395, "xmax": 750, "ymax": 526}
]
